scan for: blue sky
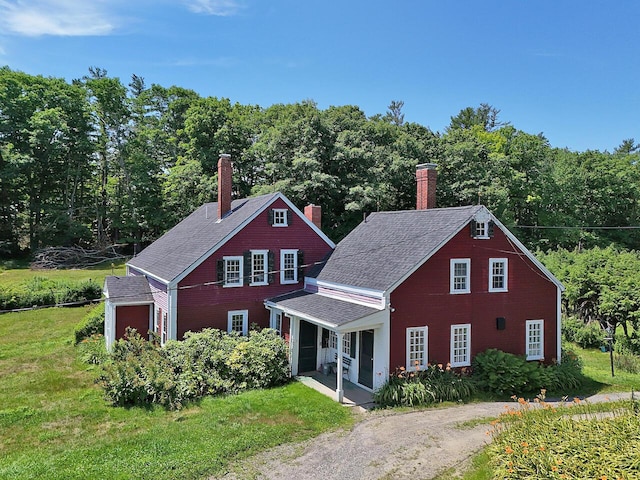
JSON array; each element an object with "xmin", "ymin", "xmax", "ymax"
[{"xmin": 0, "ymin": 0, "xmax": 638, "ymax": 152}]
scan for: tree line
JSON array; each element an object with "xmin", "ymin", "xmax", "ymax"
[{"xmin": 1, "ymin": 66, "xmax": 639, "ymax": 257}]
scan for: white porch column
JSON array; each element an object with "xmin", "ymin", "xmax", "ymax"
[{"xmin": 336, "ymin": 332, "xmax": 344, "ymax": 403}]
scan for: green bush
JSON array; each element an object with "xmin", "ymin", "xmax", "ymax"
[
  {"xmin": 562, "ymin": 317, "xmax": 605, "ymax": 348},
  {"xmin": 77, "ymin": 333, "xmax": 108, "ymax": 365},
  {"xmin": 0, "ymin": 277, "xmax": 101, "ymax": 310},
  {"xmin": 99, "ymin": 327, "xmax": 291, "ymax": 410},
  {"xmin": 374, "ymin": 364, "xmax": 474, "ymax": 408},
  {"xmin": 572, "ymin": 320, "xmax": 605, "ymax": 348},
  {"xmin": 613, "ymin": 352, "xmax": 640, "ymax": 374},
  {"xmin": 472, "ymin": 349, "xmax": 542, "ymax": 396},
  {"xmin": 615, "ymin": 334, "xmax": 640, "ymax": 356},
  {"xmin": 472, "ymin": 349, "xmax": 584, "ymax": 396},
  {"xmin": 74, "ymin": 303, "xmax": 105, "ymax": 344}
]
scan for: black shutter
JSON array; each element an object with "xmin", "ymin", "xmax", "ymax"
[
  {"xmin": 488, "ymin": 221, "xmax": 495, "ymax": 237},
  {"xmin": 286, "ymin": 209, "xmax": 292, "ymax": 225},
  {"xmin": 350, "ymin": 332, "xmax": 356, "ymax": 358},
  {"xmin": 297, "ymin": 250, "xmax": 305, "ymax": 282},
  {"xmin": 217, "ymin": 259, "xmax": 224, "ymax": 283},
  {"xmin": 267, "ymin": 250, "xmax": 275, "ymax": 284},
  {"xmin": 243, "ymin": 251, "xmax": 251, "ymax": 285},
  {"xmin": 268, "ymin": 209, "xmax": 274, "ymax": 225},
  {"xmin": 470, "ymin": 220, "xmax": 477, "ymax": 237}
]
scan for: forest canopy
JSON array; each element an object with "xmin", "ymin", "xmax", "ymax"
[{"xmin": 1, "ymin": 66, "xmax": 639, "ymax": 257}]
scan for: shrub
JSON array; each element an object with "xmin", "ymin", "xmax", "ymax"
[
  {"xmin": 615, "ymin": 334, "xmax": 640, "ymax": 356},
  {"xmin": 373, "ymin": 364, "xmax": 474, "ymax": 408},
  {"xmin": 614, "ymin": 352, "xmax": 640, "ymax": 374},
  {"xmin": 74, "ymin": 303, "xmax": 105, "ymax": 344},
  {"xmin": 77, "ymin": 333, "xmax": 108, "ymax": 365},
  {"xmin": 472, "ymin": 349, "xmax": 584, "ymax": 396},
  {"xmin": 99, "ymin": 327, "xmax": 291, "ymax": 410},
  {"xmin": 0, "ymin": 277, "xmax": 101, "ymax": 310},
  {"xmin": 561, "ymin": 316, "xmax": 583, "ymax": 343},
  {"xmin": 472, "ymin": 349, "xmax": 542, "ymax": 396},
  {"xmin": 571, "ymin": 320, "xmax": 605, "ymax": 348}
]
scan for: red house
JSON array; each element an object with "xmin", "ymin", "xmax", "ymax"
[
  {"xmin": 266, "ymin": 164, "xmax": 563, "ymax": 402},
  {"xmin": 105, "ymin": 160, "xmax": 563, "ymax": 404},
  {"xmin": 103, "ymin": 154, "xmax": 335, "ymax": 349}
]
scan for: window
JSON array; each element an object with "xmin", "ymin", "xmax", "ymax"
[
  {"xmin": 250, "ymin": 250, "xmax": 268, "ymax": 285},
  {"xmin": 162, "ymin": 312, "xmax": 168, "ymax": 344},
  {"xmin": 280, "ymin": 249, "xmax": 298, "ymax": 284},
  {"xmin": 271, "ymin": 311, "xmax": 282, "ymax": 335},
  {"xmin": 342, "ymin": 332, "xmax": 351, "ymax": 356},
  {"xmin": 526, "ymin": 320, "xmax": 544, "ymax": 360},
  {"xmin": 228, "ymin": 310, "xmax": 248, "ymax": 335},
  {"xmin": 329, "ymin": 331, "xmax": 338, "ymax": 350},
  {"xmin": 271, "ymin": 208, "xmax": 289, "ymax": 227},
  {"xmin": 450, "ymin": 259, "xmax": 471, "ymax": 294},
  {"xmin": 471, "ymin": 218, "xmax": 493, "ymax": 239},
  {"xmin": 223, "ymin": 256, "xmax": 243, "ymax": 287},
  {"xmin": 450, "ymin": 324, "xmax": 471, "ymax": 367},
  {"xmin": 406, "ymin": 326, "xmax": 428, "ymax": 371},
  {"xmin": 489, "ymin": 258, "xmax": 508, "ymax": 292}
]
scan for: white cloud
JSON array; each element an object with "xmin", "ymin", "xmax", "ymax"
[
  {"xmin": 185, "ymin": 0, "xmax": 243, "ymax": 16},
  {"xmin": 0, "ymin": 0, "xmax": 116, "ymax": 36}
]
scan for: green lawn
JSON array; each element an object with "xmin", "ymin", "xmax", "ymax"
[{"xmin": 0, "ymin": 306, "xmax": 354, "ymax": 479}]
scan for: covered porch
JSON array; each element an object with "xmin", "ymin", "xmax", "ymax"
[
  {"xmin": 266, "ymin": 290, "xmax": 391, "ymax": 403},
  {"xmin": 296, "ymin": 371, "xmax": 375, "ymax": 410}
]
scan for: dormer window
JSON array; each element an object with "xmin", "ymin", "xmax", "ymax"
[{"xmin": 270, "ymin": 208, "xmax": 290, "ymax": 227}]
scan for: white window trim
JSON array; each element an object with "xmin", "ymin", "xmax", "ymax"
[
  {"xmin": 526, "ymin": 319, "xmax": 544, "ymax": 361},
  {"xmin": 272, "ymin": 208, "xmax": 289, "ymax": 227},
  {"xmin": 489, "ymin": 258, "xmax": 508, "ymax": 293},
  {"xmin": 161, "ymin": 312, "xmax": 169, "ymax": 345},
  {"xmin": 475, "ymin": 221, "xmax": 489, "ymax": 239},
  {"xmin": 228, "ymin": 310, "xmax": 248, "ymax": 336},
  {"xmin": 250, "ymin": 250, "xmax": 269, "ymax": 286},
  {"xmin": 280, "ymin": 249, "xmax": 298, "ymax": 284},
  {"xmin": 342, "ymin": 332, "xmax": 351, "ymax": 357},
  {"xmin": 270, "ymin": 310, "xmax": 282, "ymax": 335},
  {"xmin": 223, "ymin": 255, "xmax": 243, "ymax": 288},
  {"xmin": 329, "ymin": 331, "xmax": 338, "ymax": 350},
  {"xmin": 450, "ymin": 323, "xmax": 471, "ymax": 367},
  {"xmin": 450, "ymin": 259, "xmax": 471, "ymax": 294},
  {"xmin": 406, "ymin": 326, "xmax": 428, "ymax": 372}
]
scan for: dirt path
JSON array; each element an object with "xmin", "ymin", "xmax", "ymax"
[{"xmin": 215, "ymin": 392, "xmax": 632, "ymax": 480}]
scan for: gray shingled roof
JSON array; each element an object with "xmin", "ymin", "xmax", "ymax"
[
  {"xmin": 314, "ymin": 205, "xmax": 484, "ymax": 291},
  {"xmin": 104, "ymin": 275, "xmax": 154, "ymax": 303},
  {"xmin": 127, "ymin": 193, "xmax": 279, "ymax": 283},
  {"xmin": 268, "ymin": 290, "xmax": 380, "ymax": 327}
]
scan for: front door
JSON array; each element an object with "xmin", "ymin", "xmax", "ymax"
[
  {"xmin": 358, "ymin": 330, "xmax": 374, "ymax": 389},
  {"xmin": 298, "ymin": 320, "xmax": 318, "ymax": 373}
]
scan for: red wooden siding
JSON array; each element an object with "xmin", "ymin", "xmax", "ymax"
[
  {"xmin": 389, "ymin": 225, "xmax": 558, "ymax": 370},
  {"xmin": 176, "ymin": 197, "xmax": 333, "ymax": 338},
  {"xmin": 115, "ymin": 305, "xmax": 150, "ymax": 339}
]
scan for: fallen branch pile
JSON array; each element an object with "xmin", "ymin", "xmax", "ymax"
[{"xmin": 31, "ymin": 246, "xmax": 127, "ymax": 269}]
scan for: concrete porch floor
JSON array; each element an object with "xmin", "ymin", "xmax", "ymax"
[{"xmin": 296, "ymin": 370, "xmax": 376, "ymax": 410}]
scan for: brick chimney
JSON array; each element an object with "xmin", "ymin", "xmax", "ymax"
[
  {"xmin": 304, "ymin": 204, "xmax": 322, "ymax": 229},
  {"xmin": 217, "ymin": 153, "xmax": 232, "ymax": 219},
  {"xmin": 416, "ymin": 163, "xmax": 437, "ymax": 210}
]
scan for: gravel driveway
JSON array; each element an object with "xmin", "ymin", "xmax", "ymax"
[{"xmin": 215, "ymin": 392, "xmax": 632, "ymax": 480}]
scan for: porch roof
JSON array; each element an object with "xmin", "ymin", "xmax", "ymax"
[
  {"xmin": 104, "ymin": 275, "xmax": 154, "ymax": 304},
  {"xmin": 267, "ymin": 290, "xmax": 380, "ymax": 327}
]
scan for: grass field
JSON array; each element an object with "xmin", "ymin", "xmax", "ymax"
[
  {"xmin": 0, "ymin": 260, "xmax": 126, "ymax": 287},
  {"xmin": 0, "ymin": 304, "xmax": 353, "ymax": 479}
]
